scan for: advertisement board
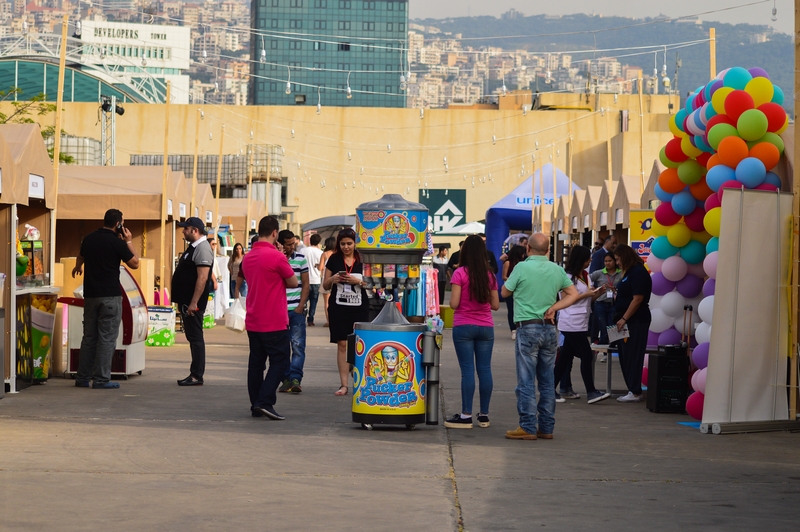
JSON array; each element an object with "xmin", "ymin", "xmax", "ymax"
[
  {"xmin": 629, "ymin": 210, "xmax": 655, "ymax": 261},
  {"xmin": 356, "ymin": 209, "xmax": 428, "ymax": 250}
]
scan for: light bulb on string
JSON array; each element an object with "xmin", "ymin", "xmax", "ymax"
[
  {"xmin": 419, "ymin": 108, "xmax": 424, "ymax": 120},
  {"xmin": 445, "ymin": 189, "xmax": 448, "ymax": 195},
  {"xmin": 260, "ymin": 36, "xmax": 267, "ymax": 63},
  {"xmin": 316, "ymin": 85, "xmax": 322, "ymax": 115},
  {"xmin": 399, "ymin": 73, "xmax": 407, "ymax": 91},
  {"xmin": 360, "ymin": 167, "xmax": 364, "ymax": 175},
  {"xmin": 387, "ymin": 144, "xmax": 391, "ymax": 153},
  {"xmin": 346, "ymin": 71, "xmax": 353, "ymax": 99},
  {"xmin": 348, "ymin": 151, "xmax": 352, "ymax": 160},
  {"xmin": 492, "ymin": 135, "xmax": 497, "ymax": 145},
  {"xmin": 291, "ymin": 129, "xmax": 295, "ymax": 138},
  {"xmin": 772, "ymin": 0, "xmax": 778, "ymax": 21},
  {"xmin": 285, "ymin": 66, "xmax": 292, "ymax": 95}
]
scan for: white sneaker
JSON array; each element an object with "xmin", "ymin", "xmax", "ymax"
[
  {"xmin": 616, "ymin": 392, "xmax": 642, "ymax": 403},
  {"xmin": 597, "ymin": 353, "xmax": 607, "ymax": 363},
  {"xmin": 511, "ymin": 330, "xmax": 516, "ymax": 340}
]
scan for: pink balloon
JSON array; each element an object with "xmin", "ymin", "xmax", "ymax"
[
  {"xmin": 754, "ymin": 183, "xmax": 779, "ymax": 192},
  {"xmin": 662, "ymin": 255, "xmax": 689, "ymax": 282},
  {"xmin": 705, "ymin": 193, "xmax": 721, "ymax": 211},
  {"xmin": 691, "ymin": 367, "xmax": 707, "ymax": 394},
  {"xmin": 717, "ymin": 180, "xmax": 745, "ymax": 202},
  {"xmin": 703, "ymin": 251, "xmax": 719, "ymax": 279},
  {"xmin": 684, "ymin": 207, "xmax": 706, "ymax": 232},
  {"xmin": 646, "ymin": 254, "xmax": 664, "ymax": 273},
  {"xmin": 641, "ymin": 366, "xmax": 649, "ymax": 388},
  {"xmin": 686, "ymin": 391, "xmax": 705, "ymax": 420},
  {"xmin": 644, "ymin": 353, "xmax": 650, "ymax": 369},
  {"xmin": 687, "ymin": 262, "xmax": 706, "ymax": 279},
  {"xmin": 655, "ymin": 202, "xmax": 682, "ymax": 227}
]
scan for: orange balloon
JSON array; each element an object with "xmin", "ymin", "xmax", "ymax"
[
  {"xmin": 717, "ymin": 136, "xmax": 749, "ymax": 168},
  {"xmin": 690, "ymin": 179, "xmax": 714, "ymax": 200},
  {"xmin": 658, "ymin": 168, "xmax": 685, "ymax": 194},
  {"xmin": 748, "ymin": 142, "xmax": 780, "ymax": 170},
  {"xmin": 706, "ymin": 154, "xmax": 722, "ymax": 171}
]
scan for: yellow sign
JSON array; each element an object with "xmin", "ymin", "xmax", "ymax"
[{"xmin": 629, "ymin": 210, "xmax": 655, "ymax": 260}]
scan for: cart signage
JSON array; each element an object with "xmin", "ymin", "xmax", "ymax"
[
  {"xmin": 356, "ymin": 209, "xmax": 427, "ymax": 250},
  {"xmin": 630, "ymin": 210, "xmax": 656, "ymax": 261}
]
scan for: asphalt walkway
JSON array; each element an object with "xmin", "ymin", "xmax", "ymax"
[{"xmin": 1, "ymin": 306, "xmax": 799, "ymax": 530}]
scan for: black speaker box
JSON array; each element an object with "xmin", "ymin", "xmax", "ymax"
[{"xmin": 647, "ymin": 346, "xmax": 689, "ymax": 413}]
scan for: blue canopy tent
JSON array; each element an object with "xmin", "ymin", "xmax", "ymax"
[{"xmin": 485, "ymin": 163, "xmax": 580, "ymax": 288}]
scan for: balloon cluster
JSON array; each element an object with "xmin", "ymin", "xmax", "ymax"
[{"xmin": 648, "ymin": 67, "xmax": 788, "ymax": 420}]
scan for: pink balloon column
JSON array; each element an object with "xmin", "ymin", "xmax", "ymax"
[{"xmin": 651, "ymin": 66, "xmax": 788, "ymax": 420}]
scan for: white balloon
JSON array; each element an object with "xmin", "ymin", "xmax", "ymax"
[
  {"xmin": 686, "ymin": 295, "xmax": 704, "ymax": 315},
  {"xmin": 698, "ymin": 295, "xmax": 715, "ymax": 323},
  {"xmin": 673, "ymin": 315, "xmax": 692, "ymax": 335},
  {"xmin": 695, "ymin": 322, "xmax": 712, "ymax": 344},
  {"xmin": 649, "ymin": 308, "xmax": 673, "ymax": 334},
  {"xmin": 661, "ymin": 291, "xmax": 686, "ymax": 318},
  {"xmin": 649, "ymin": 294, "xmax": 663, "ymax": 309}
]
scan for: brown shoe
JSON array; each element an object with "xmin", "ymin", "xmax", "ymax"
[
  {"xmin": 505, "ymin": 427, "xmax": 537, "ymax": 440},
  {"xmin": 536, "ymin": 431, "xmax": 554, "ymax": 439}
]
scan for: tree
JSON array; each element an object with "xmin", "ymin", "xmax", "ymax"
[{"xmin": 0, "ymin": 87, "xmax": 75, "ymax": 164}]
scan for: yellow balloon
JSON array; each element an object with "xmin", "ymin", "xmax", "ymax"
[
  {"xmin": 745, "ymin": 77, "xmax": 774, "ymax": 107},
  {"xmin": 704, "ymin": 208, "xmax": 722, "ymax": 237},
  {"xmin": 667, "ymin": 223, "xmax": 692, "ymax": 248},
  {"xmin": 711, "ymin": 87, "xmax": 735, "ymax": 115},
  {"xmin": 691, "ymin": 230, "xmax": 712, "ymax": 244},
  {"xmin": 681, "ymin": 135, "xmax": 703, "ymax": 158},
  {"xmin": 669, "ymin": 115, "xmax": 687, "ymax": 138},
  {"xmin": 778, "ymin": 115, "xmax": 789, "ymax": 135},
  {"xmin": 651, "ymin": 218, "xmax": 668, "ymax": 237}
]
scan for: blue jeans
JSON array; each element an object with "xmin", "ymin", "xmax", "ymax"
[
  {"xmin": 595, "ymin": 301, "xmax": 615, "ymax": 344},
  {"xmin": 230, "ymin": 279, "xmax": 247, "ymax": 297},
  {"xmin": 515, "ymin": 324, "xmax": 558, "ymax": 435},
  {"xmin": 285, "ymin": 310, "xmax": 307, "ymax": 382},
  {"xmin": 452, "ymin": 325, "xmax": 494, "ymax": 414},
  {"xmin": 307, "ymin": 284, "xmax": 320, "ymax": 325}
]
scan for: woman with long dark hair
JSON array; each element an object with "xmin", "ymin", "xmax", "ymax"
[
  {"xmin": 502, "ymin": 245, "xmax": 527, "ymax": 341},
  {"xmin": 321, "ymin": 228, "xmax": 369, "ymax": 396},
  {"xmin": 553, "ymin": 245, "xmax": 610, "ymax": 404},
  {"xmin": 228, "ymin": 243, "xmax": 246, "ymax": 297},
  {"xmin": 612, "ymin": 244, "xmax": 652, "ymax": 403},
  {"xmin": 318, "ymin": 236, "xmax": 337, "ymax": 327},
  {"xmin": 444, "ymin": 235, "xmax": 500, "ymax": 429}
]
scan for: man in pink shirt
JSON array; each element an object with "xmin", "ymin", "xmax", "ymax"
[{"xmin": 235, "ymin": 216, "xmax": 298, "ymax": 420}]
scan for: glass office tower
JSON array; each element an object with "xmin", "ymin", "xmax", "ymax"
[{"xmin": 249, "ymin": 0, "xmax": 408, "ymax": 108}]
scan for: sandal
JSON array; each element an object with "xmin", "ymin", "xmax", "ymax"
[{"xmin": 334, "ymin": 386, "xmax": 348, "ymax": 396}]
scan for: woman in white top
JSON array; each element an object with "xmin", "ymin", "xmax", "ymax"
[{"xmin": 553, "ymin": 245, "xmax": 611, "ymax": 404}]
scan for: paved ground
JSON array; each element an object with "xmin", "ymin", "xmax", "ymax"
[{"xmin": 2, "ymin": 305, "xmax": 800, "ymax": 531}]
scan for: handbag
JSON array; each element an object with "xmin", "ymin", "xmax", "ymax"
[{"xmin": 224, "ymin": 298, "xmax": 246, "ymax": 333}]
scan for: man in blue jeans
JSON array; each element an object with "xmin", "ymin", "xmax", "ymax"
[
  {"xmin": 277, "ymin": 230, "xmax": 309, "ymax": 394},
  {"xmin": 501, "ymin": 234, "xmax": 579, "ymax": 440}
]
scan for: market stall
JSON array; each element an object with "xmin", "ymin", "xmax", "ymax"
[
  {"xmin": 610, "ymin": 175, "xmax": 643, "ymax": 244},
  {"xmin": 0, "ymin": 124, "xmax": 58, "ymax": 393},
  {"xmin": 640, "ymin": 160, "xmax": 666, "ymax": 209},
  {"xmin": 593, "ymin": 181, "xmax": 618, "ymax": 240}
]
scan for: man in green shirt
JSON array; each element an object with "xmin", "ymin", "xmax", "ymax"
[{"xmin": 501, "ymin": 234, "xmax": 579, "ymax": 440}]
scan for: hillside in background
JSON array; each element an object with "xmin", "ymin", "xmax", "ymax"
[{"xmin": 412, "ymin": 14, "xmax": 793, "ymax": 114}]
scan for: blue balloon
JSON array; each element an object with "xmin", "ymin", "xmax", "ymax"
[
  {"xmin": 672, "ymin": 190, "xmax": 697, "ymax": 216},
  {"xmin": 703, "ymin": 83, "xmax": 714, "ymax": 102},
  {"xmin": 680, "ymin": 240, "xmax": 706, "ymax": 265},
  {"xmin": 694, "ymin": 135, "xmax": 713, "ymax": 153},
  {"xmin": 706, "ymin": 164, "xmax": 736, "ymax": 192},
  {"xmin": 651, "ymin": 236, "xmax": 679, "ymax": 259},
  {"xmin": 723, "ymin": 67, "xmax": 753, "ymax": 90},
  {"xmin": 675, "ymin": 109, "xmax": 688, "ymax": 131},
  {"xmin": 654, "ymin": 183, "xmax": 674, "ymax": 202},
  {"xmin": 706, "ymin": 237, "xmax": 719, "ymax": 255},
  {"xmin": 703, "ymin": 102, "xmax": 717, "ymax": 122},
  {"xmin": 764, "ymin": 171, "xmax": 782, "ymax": 188},
  {"xmin": 696, "ymin": 199, "xmax": 706, "ymax": 209},
  {"xmin": 693, "ymin": 110, "xmax": 705, "ymax": 131},
  {"xmin": 735, "ymin": 157, "xmax": 767, "ymax": 188},
  {"xmin": 772, "ymin": 85, "xmax": 785, "ymax": 105}
]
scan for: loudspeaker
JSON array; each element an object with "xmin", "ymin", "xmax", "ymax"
[{"xmin": 647, "ymin": 347, "xmax": 689, "ymax": 413}]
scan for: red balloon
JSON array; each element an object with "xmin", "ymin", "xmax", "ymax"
[
  {"xmin": 655, "ymin": 202, "xmax": 682, "ymax": 226},
  {"xmin": 705, "ymin": 193, "xmax": 721, "ymax": 211},
  {"xmin": 665, "ymin": 137, "xmax": 689, "ymax": 163},
  {"xmin": 706, "ymin": 114, "xmax": 735, "ymax": 132},
  {"xmin": 758, "ymin": 102, "xmax": 788, "ymax": 133},
  {"xmin": 690, "ymin": 179, "xmax": 713, "ymax": 201},
  {"xmin": 641, "ymin": 366, "xmax": 649, "ymax": 388},
  {"xmin": 686, "ymin": 391, "xmax": 705, "ymax": 420},
  {"xmin": 717, "ymin": 179, "xmax": 746, "ymax": 202},
  {"xmin": 695, "ymin": 152, "xmax": 711, "ymax": 168},
  {"xmin": 724, "ymin": 90, "xmax": 755, "ymax": 122},
  {"xmin": 684, "ymin": 207, "xmax": 706, "ymax": 232}
]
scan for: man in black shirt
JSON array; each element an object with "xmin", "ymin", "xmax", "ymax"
[
  {"xmin": 172, "ymin": 217, "xmax": 214, "ymax": 386},
  {"xmin": 446, "ymin": 240, "xmax": 464, "ymax": 281},
  {"xmin": 71, "ymin": 209, "xmax": 139, "ymax": 389}
]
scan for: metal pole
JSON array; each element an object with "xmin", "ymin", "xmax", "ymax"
[
  {"xmin": 266, "ymin": 145, "xmax": 272, "ymax": 216},
  {"xmin": 538, "ymin": 151, "xmax": 544, "ymax": 233},
  {"xmin": 214, "ymin": 125, "xmax": 225, "ymax": 240},
  {"xmin": 568, "ymin": 137, "xmax": 574, "ymax": 205},
  {"xmin": 605, "ymin": 104, "xmax": 613, "ymax": 190},
  {"xmin": 551, "ymin": 144, "xmax": 557, "ymax": 233},
  {"xmin": 638, "ymin": 77, "xmax": 645, "ymax": 193},
  {"xmin": 50, "ymin": 14, "xmax": 68, "ymax": 275},
  {"xmin": 790, "ymin": 0, "xmax": 800, "ymax": 419},
  {"xmin": 709, "ymin": 28, "xmax": 716, "ymax": 79},
  {"xmin": 190, "ymin": 108, "xmax": 201, "ymax": 217},
  {"xmin": 245, "ymin": 134, "xmax": 254, "ymax": 245},
  {"xmin": 159, "ymin": 82, "xmax": 171, "ymax": 304}
]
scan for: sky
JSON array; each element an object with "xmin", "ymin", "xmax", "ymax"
[{"xmin": 410, "ymin": 0, "xmax": 792, "ymax": 35}]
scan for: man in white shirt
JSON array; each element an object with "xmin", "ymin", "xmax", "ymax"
[{"xmin": 304, "ymin": 233, "xmax": 324, "ymax": 326}]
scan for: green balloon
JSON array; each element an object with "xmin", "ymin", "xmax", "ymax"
[
  {"xmin": 677, "ymin": 159, "xmax": 704, "ymax": 185},
  {"xmin": 659, "ymin": 146, "xmax": 680, "ymax": 169},
  {"xmin": 707, "ymin": 123, "xmax": 739, "ymax": 151},
  {"xmin": 756, "ymin": 132, "xmax": 785, "ymax": 154},
  {"xmin": 737, "ymin": 109, "xmax": 769, "ymax": 141}
]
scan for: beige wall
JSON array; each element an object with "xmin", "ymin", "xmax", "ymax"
[{"xmin": 1, "ymin": 93, "xmax": 673, "ymax": 228}]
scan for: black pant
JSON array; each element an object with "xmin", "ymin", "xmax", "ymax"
[
  {"xmin": 180, "ymin": 308, "xmax": 205, "ymax": 379},
  {"xmin": 438, "ymin": 281, "xmax": 446, "ymax": 305},
  {"xmin": 554, "ymin": 331, "xmax": 598, "ymax": 395},
  {"xmin": 247, "ymin": 330, "xmax": 290, "ymax": 409},
  {"xmin": 618, "ymin": 320, "xmax": 650, "ymax": 395},
  {"xmin": 505, "ymin": 295, "xmax": 516, "ymax": 331}
]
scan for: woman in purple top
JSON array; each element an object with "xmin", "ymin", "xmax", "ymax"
[{"xmin": 444, "ymin": 235, "xmax": 500, "ymax": 429}]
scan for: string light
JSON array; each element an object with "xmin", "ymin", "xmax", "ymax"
[
  {"xmin": 346, "ymin": 71, "xmax": 352, "ymax": 99},
  {"xmin": 771, "ymin": 0, "xmax": 778, "ymax": 21},
  {"xmin": 316, "ymin": 85, "xmax": 322, "ymax": 115},
  {"xmin": 285, "ymin": 66, "xmax": 292, "ymax": 95},
  {"xmin": 260, "ymin": 36, "xmax": 267, "ymax": 63}
]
